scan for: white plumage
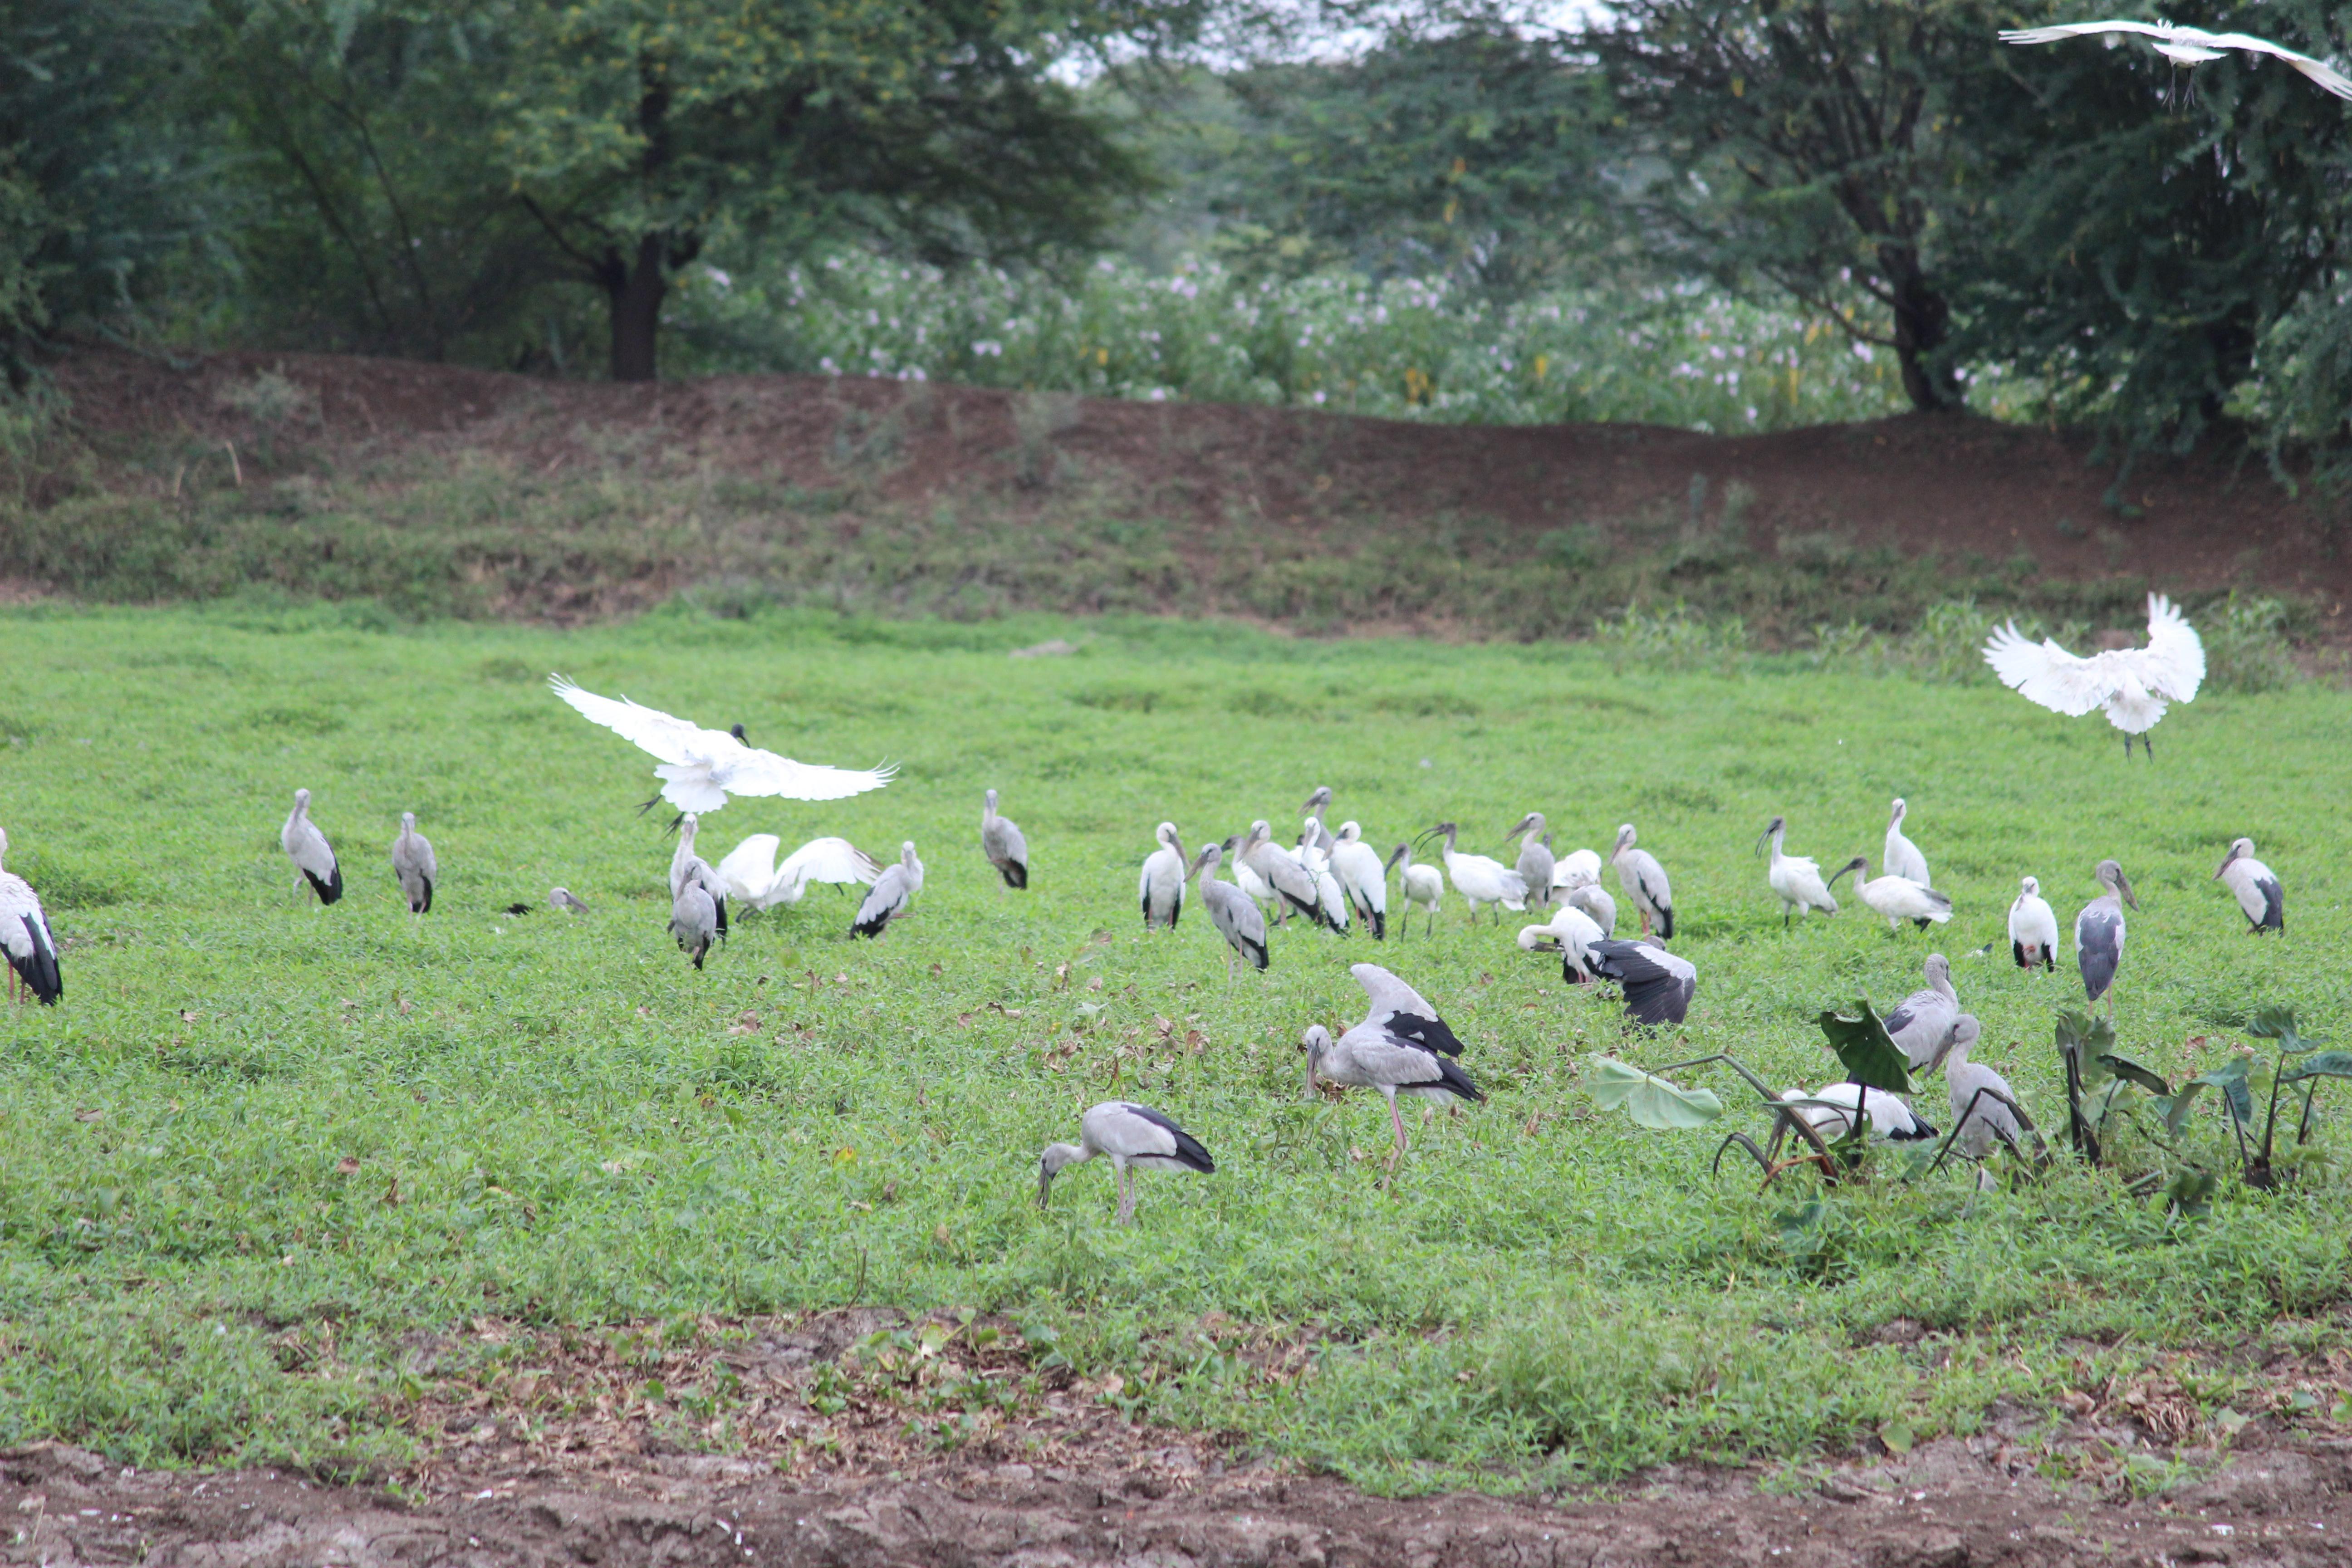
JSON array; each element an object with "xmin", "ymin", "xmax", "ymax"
[
  {"xmin": 1982, "ymin": 594, "xmax": 2205, "ymax": 759},
  {"xmin": 1517, "ymin": 902, "xmax": 1606, "ymax": 983},
  {"xmin": 981, "ymin": 789, "xmax": 1029, "ymax": 890},
  {"xmin": 1609, "ymin": 823, "xmax": 1673, "ymax": 941},
  {"xmin": 1883, "ymin": 798, "xmax": 1930, "ymax": 887},
  {"xmin": 1551, "ymin": 847, "xmax": 1603, "ymax": 889},
  {"xmin": 2009, "ymin": 876, "xmax": 2059, "ymax": 970},
  {"xmin": 281, "ymin": 788, "xmax": 343, "ymax": 906},
  {"xmin": 1294, "ymin": 825, "xmax": 1351, "ymax": 935},
  {"xmin": 1139, "ymin": 822, "xmax": 1187, "ymax": 930},
  {"xmin": 1242, "ymin": 818, "xmax": 1329, "ymax": 928},
  {"xmin": 851, "ymin": 841, "xmax": 924, "ymax": 938},
  {"xmin": 0, "ymin": 825, "xmax": 61, "ymax": 1005},
  {"xmin": 1757, "ymin": 816, "xmax": 1839, "ymax": 926},
  {"xmin": 2215, "ymin": 838, "xmax": 2284, "ymax": 934},
  {"xmin": 1428, "ymin": 822, "xmax": 1526, "ymax": 923},
  {"xmin": 391, "ymin": 812, "xmax": 437, "ymax": 914},
  {"xmin": 550, "ymin": 675, "xmax": 895, "ymax": 815},
  {"xmin": 2000, "ymin": 20, "xmax": 2352, "ymax": 98},
  {"xmin": 1837, "ymin": 855, "xmax": 1952, "ymax": 930},
  {"xmin": 1037, "ymin": 1101, "xmax": 1215, "ymax": 1223},
  {"xmin": 1779, "ymin": 1083, "xmax": 1936, "ymax": 1142},
  {"xmin": 1328, "ymin": 821, "xmax": 1390, "ymax": 940},
  {"xmin": 1559, "ymin": 872, "xmax": 1616, "ymax": 935},
  {"xmin": 716, "ymin": 833, "xmax": 880, "ymax": 911},
  {"xmin": 1386, "ymin": 843, "xmax": 1444, "ymax": 939}
]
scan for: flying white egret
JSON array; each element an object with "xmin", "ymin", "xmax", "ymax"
[
  {"xmin": 0, "ymin": 826, "xmax": 61, "ymax": 1005},
  {"xmin": 1834, "ymin": 855, "xmax": 1952, "ymax": 931},
  {"xmin": 977, "ymin": 789, "xmax": 1029, "ymax": 890},
  {"xmin": 1139, "ymin": 823, "xmax": 1187, "ymax": 930},
  {"xmin": 1037, "ymin": 1101, "xmax": 1214, "ymax": 1224},
  {"xmin": 1517, "ymin": 902, "xmax": 1606, "ymax": 983},
  {"xmin": 1193, "ymin": 841, "xmax": 1268, "ymax": 977},
  {"xmin": 1303, "ymin": 963, "xmax": 1483, "ymax": 1172},
  {"xmin": 851, "ymin": 842, "xmax": 925, "ymax": 938},
  {"xmin": 1329, "ymin": 821, "xmax": 1389, "ymax": 940},
  {"xmin": 717, "ymin": 834, "xmax": 879, "ymax": 911},
  {"xmin": 1506, "ymin": 813, "xmax": 1555, "ymax": 909},
  {"xmin": 669, "ymin": 815, "xmax": 730, "ymax": 941},
  {"xmin": 1884, "ymin": 952, "xmax": 1962, "ymax": 1073},
  {"xmin": 1884, "ymin": 799, "xmax": 1930, "ymax": 887},
  {"xmin": 2009, "ymin": 876, "xmax": 2060, "ymax": 970},
  {"xmin": 549, "ymin": 886, "xmax": 590, "ymax": 913},
  {"xmin": 670, "ymin": 880, "xmax": 718, "ymax": 970},
  {"xmin": 1242, "ymin": 819, "xmax": 1329, "ymax": 928},
  {"xmin": 1779, "ymin": 1084, "xmax": 1937, "ymax": 1142},
  {"xmin": 391, "ymin": 812, "xmax": 436, "ymax": 915},
  {"xmin": 1982, "ymin": 594, "xmax": 2205, "ymax": 760},
  {"xmin": 549, "ymin": 675, "xmax": 895, "ymax": 818},
  {"xmin": 281, "ymin": 789, "xmax": 343, "ymax": 906},
  {"xmin": 1944, "ymin": 1016, "xmax": 2027, "ymax": 1161},
  {"xmin": 1386, "ymin": 843, "xmax": 1444, "ymax": 940},
  {"xmin": 1424, "ymin": 823, "xmax": 1525, "ymax": 924},
  {"xmin": 1588, "ymin": 937, "xmax": 1696, "ymax": 1025},
  {"xmin": 2215, "ymin": 838, "xmax": 2283, "ymax": 934},
  {"xmin": 1999, "ymin": 20, "xmax": 2352, "ymax": 98},
  {"xmin": 1756, "ymin": 815, "xmax": 1839, "ymax": 926},
  {"xmin": 2075, "ymin": 859, "xmax": 2138, "ymax": 1006},
  {"xmin": 1609, "ymin": 824, "xmax": 1674, "ymax": 941}
]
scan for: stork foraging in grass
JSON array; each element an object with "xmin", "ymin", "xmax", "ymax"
[
  {"xmin": 391, "ymin": 813, "xmax": 436, "ymax": 915},
  {"xmin": 2075, "ymin": 859, "xmax": 2138, "ymax": 1007},
  {"xmin": 1302, "ymin": 963, "xmax": 1483, "ymax": 1174},
  {"xmin": 1424, "ymin": 822, "xmax": 1526, "ymax": 925},
  {"xmin": 1883, "ymin": 799, "xmax": 1930, "ymax": 887},
  {"xmin": 549, "ymin": 886, "xmax": 590, "ymax": 913},
  {"xmin": 1999, "ymin": 20, "xmax": 2352, "ymax": 99},
  {"xmin": 1194, "ymin": 841, "xmax": 1269, "ymax": 977},
  {"xmin": 1139, "ymin": 823, "xmax": 1187, "ymax": 930},
  {"xmin": 1609, "ymin": 824, "xmax": 1674, "ymax": 941},
  {"xmin": 1757, "ymin": 816, "xmax": 1839, "ymax": 926},
  {"xmin": 2215, "ymin": 838, "xmax": 2283, "ymax": 934},
  {"xmin": 1329, "ymin": 822, "xmax": 1389, "ymax": 940},
  {"xmin": 980, "ymin": 789, "xmax": 1029, "ymax": 889},
  {"xmin": 1507, "ymin": 813, "xmax": 1555, "ymax": 909},
  {"xmin": 1834, "ymin": 855, "xmax": 1951, "ymax": 931},
  {"xmin": 1386, "ymin": 843, "xmax": 1443, "ymax": 939},
  {"xmin": 1037, "ymin": 1101, "xmax": 1215, "ymax": 1224},
  {"xmin": 281, "ymin": 789, "xmax": 343, "ymax": 906},
  {"xmin": 850, "ymin": 842, "xmax": 924, "ymax": 938},
  {"xmin": 1588, "ymin": 938, "xmax": 1697, "ymax": 1026},
  {"xmin": 0, "ymin": 826, "xmax": 61, "ymax": 1005},
  {"xmin": 717, "ymin": 834, "xmax": 879, "ymax": 911},
  {"xmin": 1518, "ymin": 903, "xmax": 1607, "ymax": 984},
  {"xmin": 1982, "ymin": 594, "xmax": 2205, "ymax": 760},
  {"xmin": 549, "ymin": 675, "xmax": 896, "ymax": 820},
  {"xmin": 2009, "ymin": 877, "xmax": 2059, "ymax": 970},
  {"xmin": 1885, "ymin": 953, "xmax": 1962, "ymax": 1073}
]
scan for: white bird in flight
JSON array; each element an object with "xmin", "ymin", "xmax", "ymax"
[
  {"xmin": 1999, "ymin": 20, "xmax": 2352, "ymax": 98},
  {"xmin": 1981, "ymin": 593, "xmax": 2205, "ymax": 760},
  {"xmin": 550, "ymin": 676, "xmax": 895, "ymax": 818}
]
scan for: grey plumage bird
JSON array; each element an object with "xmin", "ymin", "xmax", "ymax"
[
  {"xmin": 281, "ymin": 788, "xmax": 343, "ymax": 905},
  {"xmin": 549, "ymin": 886, "xmax": 590, "ymax": 913},
  {"xmin": 391, "ymin": 812, "xmax": 437, "ymax": 914},
  {"xmin": 1944, "ymin": 1016, "xmax": 2026, "ymax": 1161},
  {"xmin": 2075, "ymin": 859, "xmax": 2139, "ymax": 1006},
  {"xmin": 1883, "ymin": 952, "xmax": 1961, "ymax": 1073},
  {"xmin": 1609, "ymin": 823, "xmax": 1673, "ymax": 941},
  {"xmin": 1300, "ymin": 787, "xmax": 1339, "ymax": 857},
  {"xmin": 668, "ymin": 814, "xmax": 730, "ymax": 941},
  {"xmin": 1037, "ymin": 1101, "xmax": 1215, "ymax": 1223},
  {"xmin": 1242, "ymin": 818, "xmax": 1329, "ymax": 928},
  {"xmin": 851, "ymin": 841, "xmax": 925, "ymax": 938},
  {"xmin": 1303, "ymin": 962, "xmax": 1484, "ymax": 1173},
  {"xmin": 1195, "ymin": 841, "xmax": 1269, "ymax": 977},
  {"xmin": 1507, "ymin": 812, "xmax": 1556, "ymax": 910},
  {"xmin": 0, "ymin": 825, "xmax": 61, "ymax": 1005},
  {"xmin": 981, "ymin": 788, "xmax": 1029, "ymax": 890},
  {"xmin": 670, "ymin": 879, "xmax": 717, "ymax": 970}
]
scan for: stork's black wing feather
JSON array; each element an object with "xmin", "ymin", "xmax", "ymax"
[
  {"xmin": 1384, "ymin": 1008, "xmax": 1465, "ymax": 1058},
  {"xmin": 1119, "ymin": 1103, "xmax": 1216, "ymax": 1171}
]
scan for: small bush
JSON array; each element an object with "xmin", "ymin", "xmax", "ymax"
[{"xmin": 2201, "ymin": 592, "xmax": 2303, "ymax": 694}]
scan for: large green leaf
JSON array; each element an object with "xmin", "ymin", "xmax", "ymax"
[
  {"xmin": 2190, "ymin": 1061, "xmax": 2255, "ymax": 1127},
  {"xmin": 2247, "ymin": 1006, "xmax": 2328, "ymax": 1056},
  {"xmin": 1586, "ymin": 1057, "xmax": 1724, "ymax": 1129},
  {"xmin": 2057, "ymin": 1011, "xmax": 2118, "ymax": 1088},
  {"xmin": 2282, "ymin": 1051, "xmax": 2352, "ymax": 1084},
  {"xmin": 2098, "ymin": 1054, "xmax": 2171, "ymax": 1097},
  {"xmin": 1816, "ymin": 1003, "xmax": 1912, "ymax": 1094}
]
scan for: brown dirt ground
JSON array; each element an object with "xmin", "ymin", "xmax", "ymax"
[
  {"xmin": 39, "ymin": 347, "xmax": 2352, "ymax": 622},
  {"xmin": 11, "ymin": 1307, "xmax": 2352, "ymax": 1566}
]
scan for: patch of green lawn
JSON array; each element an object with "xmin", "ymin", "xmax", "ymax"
[{"xmin": 0, "ymin": 602, "xmax": 2344, "ymax": 1487}]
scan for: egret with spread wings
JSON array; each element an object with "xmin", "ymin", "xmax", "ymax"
[
  {"xmin": 1999, "ymin": 20, "xmax": 2352, "ymax": 98},
  {"xmin": 550, "ymin": 676, "xmax": 895, "ymax": 819},
  {"xmin": 1981, "ymin": 593, "xmax": 2205, "ymax": 759}
]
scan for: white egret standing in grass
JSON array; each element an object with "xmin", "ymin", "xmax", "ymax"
[
  {"xmin": 1884, "ymin": 798, "xmax": 1930, "ymax": 887},
  {"xmin": 0, "ymin": 826, "xmax": 61, "ymax": 1005},
  {"xmin": 1193, "ymin": 841, "xmax": 1268, "ymax": 978},
  {"xmin": 549, "ymin": 675, "xmax": 895, "ymax": 820},
  {"xmin": 1139, "ymin": 823, "xmax": 1187, "ymax": 930},
  {"xmin": 2009, "ymin": 876, "xmax": 2059, "ymax": 970},
  {"xmin": 1609, "ymin": 824, "xmax": 1673, "ymax": 941},
  {"xmin": 1982, "ymin": 594, "xmax": 2205, "ymax": 760},
  {"xmin": 850, "ymin": 842, "xmax": 924, "ymax": 939},
  {"xmin": 2075, "ymin": 859, "xmax": 2138, "ymax": 1007},
  {"xmin": 281, "ymin": 789, "xmax": 343, "ymax": 906},
  {"xmin": 2214, "ymin": 838, "xmax": 2284, "ymax": 934},
  {"xmin": 1036, "ymin": 1102, "xmax": 1214, "ymax": 1224},
  {"xmin": 1999, "ymin": 20, "xmax": 2352, "ymax": 98},
  {"xmin": 391, "ymin": 812, "xmax": 436, "ymax": 915},
  {"xmin": 1756, "ymin": 815, "xmax": 1839, "ymax": 926},
  {"xmin": 981, "ymin": 789, "xmax": 1029, "ymax": 890},
  {"xmin": 1386, "ymin": 843, "xmax": 1443, "ymax": 940}
]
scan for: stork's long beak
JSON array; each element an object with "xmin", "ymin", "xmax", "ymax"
[
  {"xmin": 1302, "ymin": 1044, "xmax": 1321, "ymax": 1102},
  {"xmin": 2213, "ymin": 850, "xmax": 2238, "ymax": 880},
  {"xmin": 2120, "ymin": 876, "xmax": 2140, "ymax": 911},
  {"xmin": 1036, "ymin": 1167, "xmax": 1055, "ymax": 1210}
]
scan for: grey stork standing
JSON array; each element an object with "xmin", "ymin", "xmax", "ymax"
[
  {"xmin": 0, "ymin": 826, "xmax": 61, "ymax": 1004},
  {"xmin": 1609, "ymin": 824, "xmax": 1674, "ymax": 941},
  {"xmin": 391, "ymin": 812, "xmax": 437, "ymax": 915},
  {"xmin": 669, "ymin": 814, "xmax": 730, "ymax": 941},
  {"xmin": 2074, "ymin": 859, "xmax": 2138, "ymax": 1007},
  {"xmin": 281, "ymin": 789, "xmax": 343, "ymax": 906},
  {"xmin": 1944, "ymin": 1016, "xmax": 2025, "ymax": 1161},
  {"xmin": 670, "ymin": 880, "xmax": 717, "ymax": 970},
  {"xmin": 1242, "ymin": 819, "xmax": 1329, "ymax": 928},
  {"xmin": 1302, "ymin": 962, "xmax": 1482, "ymax": 1173},
  {"xmin": 1139, "ymin": 823, "xmax": 1187, "ymax": 930},
  {"xmin": 981, "ymin": 789, "xmax": 1029, "ymax": 890},
  {"xmin": 1588, "ymin": 937, "xmax": 1697, "ymax": 1025},
  {"xmin": 1506, "ymin": 812, "xmax": 1555, "ymax": 909},
  {"xmin": 2009, "ymin": 877, "xmax": 2059, "ymax": 970},
  {"xmin": 851, "ymin": 842, "xmax": 925, "ymax": 938},
  {"xmin": 1037, "ymin": 1101, "xmax": 1215, "ymax": 1223},
  {"xmin": 1884, "ymin": 953, "xmax": 1962, "ymax": 1073},
  {"xmin": 1300, "ymin": 786, "xmax": 1339, "ymax": 858},
  {"xmin": 1193, "ymin": 841, "xmax": 1268, "ymax": 977},
  {"xmin": 2215, "ymin": 838, "xmax": 2283, "ymax": 934}
]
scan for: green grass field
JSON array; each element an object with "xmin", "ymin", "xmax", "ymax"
[{"xmin": 0, "ymin": 601, "xmax": 2346, "ymax": 1490}]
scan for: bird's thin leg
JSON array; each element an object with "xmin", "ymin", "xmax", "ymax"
[
  {"xmin": 2144, "ymin": 733, "xmax": 2154, "ymax": 763},
  {"xmin": 1388, "ymin": 1095, "xmax": 1410, "ymax": 1169}
]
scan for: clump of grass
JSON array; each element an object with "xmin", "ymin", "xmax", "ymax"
[
  {"xmin": 2202, "ymin": 592, "xmax": 2305, "ymax": 694},
  {"xmin": 1592, "ymin": 598, "xmax": 1751, "ymax": 675}
]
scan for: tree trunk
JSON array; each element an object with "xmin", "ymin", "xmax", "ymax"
[
  {"xmin": 605, "ymin": 232, "xmax": 666, "ymax": 382},
  {"xmin": 1884, "ymin": 248, "xmax": 1961, "ymax": 413}
]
